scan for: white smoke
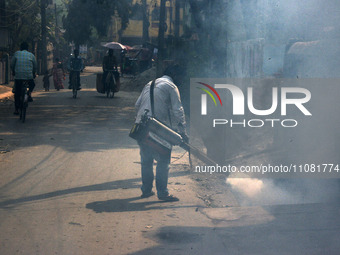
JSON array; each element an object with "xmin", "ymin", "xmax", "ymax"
[{"xmin": 226, "ymin": 174, "xmax": 339, "ymax": 206}]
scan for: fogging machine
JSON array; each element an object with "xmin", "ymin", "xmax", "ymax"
[
  {"xmin": 130, "ymin": 78, "xmax": 216, "ymax": 165},
  {"xmin": 130, "ymin": 109, "xmax": 216, "ymax": 166}
]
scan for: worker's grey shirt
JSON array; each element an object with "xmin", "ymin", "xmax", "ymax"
[{"xmin": 135, "ymin": 75, "xmax": 186, "ymax": 132}]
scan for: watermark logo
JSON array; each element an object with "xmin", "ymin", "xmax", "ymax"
[
  {"xmin": 199, "ymin": 83, "xmax": 311, "ymax": 116},
  {"xmin": 196, "ymin": 82, "xmax": 223, "ymax": 115},
  {"xmin": 195, "ymin": 80, "xmax": 312, "ymax": 128}
]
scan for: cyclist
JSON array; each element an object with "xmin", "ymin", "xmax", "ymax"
[
  {"xmin": 10, "ymin": 41, "xmax": 37, "ymax": 115},
  {"xmin": 67, "ymin": 49, "xmax": 84, "ymax": 90},
  {"xmin": 102, "ymin": 49, "xmax": 118, "ymax": 91}
]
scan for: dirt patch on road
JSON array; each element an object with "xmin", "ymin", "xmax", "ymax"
[
  {"xmin": 0, "ymin": 84, "xmax": 14, "ymax": 103},
  {"xmin": 120, "ymin": 66, "xmax": 156, "ymax": 92}
]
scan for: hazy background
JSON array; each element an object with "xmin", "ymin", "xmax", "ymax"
[{"xmin": 189, "ymin": 0, "xmax": 340, "ymax": 206}]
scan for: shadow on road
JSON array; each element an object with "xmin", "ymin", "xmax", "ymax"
[
  {"xmin": 126, "ymin": 212, "xmax": 340, "ymax": 255},
  {"xmin": 125, "ymin": 201, "xmax": 340, "ymax": 255},
  {"xmin": 0, "ymin": 90, "xmax": 140, "ymax": 152},
  {"xmin": 86, "ymin": 196, "xmax": 197, "ymax": 213},
  {"xmin": 0, "ymin": 170, "xmax": 189, "ymax": 209}
]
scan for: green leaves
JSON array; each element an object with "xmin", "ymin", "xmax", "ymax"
[
  {"xmin": 5, "ymin": 0, "xmax": 41, "ymax": 52},
  {"xmin": 63, "ymin": 0, "xmax": 131, "ymax": 45}
]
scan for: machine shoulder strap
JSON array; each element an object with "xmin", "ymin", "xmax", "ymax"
[{"xmin": 150, "ymin": 79, "xmax": 156, "ymax": 117}]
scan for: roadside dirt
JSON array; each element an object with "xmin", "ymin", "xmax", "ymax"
[{"xmin": 120, "ymin": 66, "xmax": 156, "ymax": 92}]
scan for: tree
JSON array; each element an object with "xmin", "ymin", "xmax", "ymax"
[
  {"xmin": 63, "ymin": 0, "xmax": 130, "ymax": 47},
  {"xmin": 156, "ymin": 0, "xmax": 166, "ymax": 76},
  {"xmin": 141, "ymin": 0, "xmax": 149, "ymax": 43},
  {"xmin": 5, "ymin": 0, "xmax": 41, "ymax": 53},
  {"xmin": 41, "ymin": 0, "xmax": 47, "ymax": 74},
  {"xmin": 185, "ymin": 0, "xmax": 229, "ymax": 76}
]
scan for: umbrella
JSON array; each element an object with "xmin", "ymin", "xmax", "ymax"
[{"xmin": 102, "ymin": 42, "xmax": 127, "ymax": 50}]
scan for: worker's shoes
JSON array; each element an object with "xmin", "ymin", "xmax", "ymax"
[
  {"xmin": 141, "ymin": 191, "xmax": 155, "ymax": 198},
  {"xmin": 158, "ymin": 194, "xmax": 179, "ymax": 202}
]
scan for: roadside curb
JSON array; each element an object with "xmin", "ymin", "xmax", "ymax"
[{"xmin": 0, "ymin": 85, "xmax": 13, "ymax": 101}]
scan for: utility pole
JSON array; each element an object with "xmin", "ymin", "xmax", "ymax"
[
  {"xmin": 41, "ymin": 0, "xmax": 47, "ymax": 74},
  {"xmin": 142, "ymin": 0, "xmax": 149, "ymax": 44},
  {"xmin": 157, "ymin": 0, "xmax": 166, "ymax": 76},
  {"xmin": 54, "ymin": 3, "xmax": 58, "ymax": 59},
  {"xmin": 174, "ymin": 0, "xmax": 180, "ymax": 39},
  {"xmin": 169, "ymin": 0, "xmax": 173, "ymax": 34}
]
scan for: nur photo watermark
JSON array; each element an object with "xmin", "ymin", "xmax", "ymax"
[{"xmin": 189, "ymin": 78, "xmax": 340, "ymax": 178}]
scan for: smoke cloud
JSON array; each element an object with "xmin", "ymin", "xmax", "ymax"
[{"xmin": 226, "ymin": 175, "xmax": 340, "ymax": 206}]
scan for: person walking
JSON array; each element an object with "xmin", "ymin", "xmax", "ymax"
[
  {"xmin": 52, "ymin": 58, "xmax": 65, "ymax": 91},
  {"xmin": 10, "ymin": 41, "xmax": 37, "ymax": 115},
  {"xmin": 134, "ymin": 64, "xmax": 187, "ymax": 202},
  {"xmin": 43, "ymin": 71, "xmax": 52, "ymax": 91}
]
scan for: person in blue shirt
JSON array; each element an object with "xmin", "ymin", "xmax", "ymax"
[
  {"xmin": 67, "ymin": 49, "xmax": 84, "ymax": 90},
  {"xmin": 10, "ymin": 41, "xmax": 37, "ymax": 115}
]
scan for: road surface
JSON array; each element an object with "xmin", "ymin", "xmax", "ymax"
[{"xmin": 0, "ymin": 68, "xmax": 340, "ymax": 255}]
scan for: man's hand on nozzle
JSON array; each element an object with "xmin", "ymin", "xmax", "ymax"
[
  {"xmin": 178, "ymin": 123, "xmax": 188, "ymax": 143},
  {"xmin": 180, "ymin": 132, "xmax": 189, "ymax": 144}
]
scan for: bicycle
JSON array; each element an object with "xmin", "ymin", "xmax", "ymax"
[
  {"xmin": 70, "ymin": 71, "xmax": 79, "ymax": 98},
  {"xmin": 105, "ymin": 70, "xmax": 116, "ymax": 98},
  {"xmin": 19, "ymin": 80, "xmax": 30, "ymax": 123}
]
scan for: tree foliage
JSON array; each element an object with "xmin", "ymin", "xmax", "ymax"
[
  {"xmin": 4, "ymin": 0, "xmax": 58, "ymax": 54},
  {"xmin": 63, "ymin": 0, "xmax": 131, "ymax": 47},
  {"xmin": 185, "ymin": 0, "xmax": 229, "ymax": 77},
  {"xmin": 5, "ymin": 0, "xmax": 41, "ymax": 53}
]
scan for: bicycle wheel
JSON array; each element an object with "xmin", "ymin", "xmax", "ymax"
[
  {"xmin": 19, "ymin": 85, "xmax": 28, "ymax": 123},
  {"xmin": 106, "ymin": 82, "xmax": 110, "ymax": 98},
  {"xmin": 109, "ymin": 78, "xmax": 115, "ymax": 98},
  {"xmin": 21, "ymin": 102, "xmax": 27, "ymax": 123},
  {"xmin": 72, "ymin": 74, "xmax": 77, "ymax": 98},
  {"xmin": 106, "ymin": 72, "xmax": 112, "ymax": 98},
  {"xmin": 73, "ymin": 87, "xmax": 77, "ymax": 98},
  {"xmin": 132, "ymin": 61, "xmax": 139, "ymax": 75}
]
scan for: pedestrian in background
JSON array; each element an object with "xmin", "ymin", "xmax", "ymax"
[
  {"xmin": 52, "ymin": 58, "xmax": 65, "ymax": 91},
  {"xmin": 43, "ymin": 71, "xmax": 52, "ymax": 91}
]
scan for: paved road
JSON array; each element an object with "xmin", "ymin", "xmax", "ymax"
[
  {"xmin": 1, "ymin": 69, "xmax": 340, "ymax": 254},
  {"xmin": 0, "ymin": 70, "xmax": 213, "ymax": 254}
]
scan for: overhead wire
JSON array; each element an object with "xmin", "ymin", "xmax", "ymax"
[
  {"xmin": 0, "ymin": 0, "xmax": 39, "ymax": 28},
  {"xmin": 0, "ymin": 0, "xmax": 38, "ymax": 19}
]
